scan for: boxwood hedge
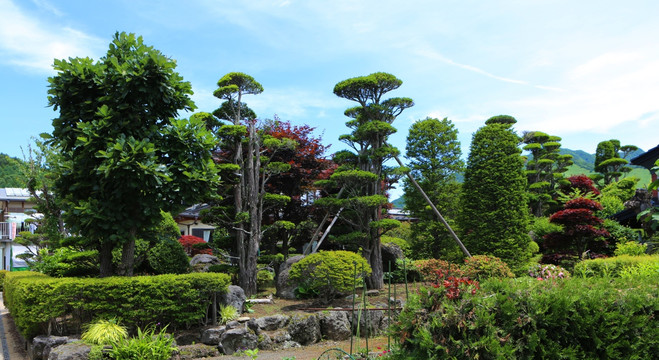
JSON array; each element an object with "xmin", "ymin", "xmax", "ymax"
[{"xmin": 3, "ymin": 271, "xmax": 230, "ymax": 339}]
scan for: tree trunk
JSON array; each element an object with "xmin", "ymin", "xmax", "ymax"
[
  {"xmin": 365, "ymin": 236, "xmax": 384, "ymax": 289},
  {"xmin": 99, "ymin": 241, "xmax": 114, "ymax": 277},
  {"xmin": 119, "ymin": 228, "xmax": 137, "ymax": 276}
]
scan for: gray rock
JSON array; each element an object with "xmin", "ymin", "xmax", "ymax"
[
  {"xmin": 366, "ymin": 289, "xmax": 380, "ymax": 297},
  {"xmin": 272, "ymin": 330, "xmax": 291, "ymax": 344},
  {"xmin": 381, "ymin": 242, "xmax": 404, "ymax": 270},
  {"xmin": 219, "ymin": 285, "xmax": 246, "ymax": 313},
  {"xmin": 256, "ymin": 332, "xmax": 274, "ymax": 350},
  {"xmin": 47, "ymin": 343, "xmax": 90, "ymax": 360},
  {"xmin": 32, "ymin": 335, "xmax": 69, "ymax": 360},
  {"xmin": 254, "ymin": 314, "xmax": 290, "ymax": 331},
  {"xmin": 287, "ymin": 314, "xmax": 321, "ymax": 346},
  {"xmin": 318, "ymin": 311, "xmax": 352, "ymax": 341},
  {"xmin": 175, "ymin": 332, "xmax": 200, "ymax": 346},
  {"xmin": 200, "ymin": 326, "xmax": 226, "ymax": 345},
  {"xmin": 190, "ymin": 254, "xmax": 221, "ymax": 269},
  {"xmin": 276, "ymin": 255, "xmax": 305, "ymax": 299},
  {"xmin": 219, "ymin": 327, "xmax": 258, "ymax": 355},
  {"xmin": 177, "ymin": 344, "xmax": 220, "ymax": 360},
  {"xmin": 350, "ymin": 308, "xmax": 385, "ymax": 336},
  {"xmin": 247, "ymin": 318, "xmax": 261, "ymax": 335},
  {"xmin": 281, "ymin": 340, "xmax": 301, "ymax": 349}
]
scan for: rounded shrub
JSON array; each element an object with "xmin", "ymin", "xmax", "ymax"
[
  {"xmin": 614, "ymin": 241, "xmax": 648, "ymax": 256},
  {"xmin": 462, "ymin": 255, "xmax": 514, "ymax": 281},
  {"xmin": 257, "ymin": 269, "xmax": 274, "ymax": 290},
  {"xmin": 148, "ymin": 239, "xmax": 190, "ymax": 274},
  {"xmin": 414, "ymin": 258, "xmax": 464, "ymax": 282},
  {"xmin": 289, "ymin": 251, "xmax": 371, "ymax": 302}
]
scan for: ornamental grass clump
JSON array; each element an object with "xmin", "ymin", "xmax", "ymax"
[
  {"xmin": 81, "ymin": 318, "xmax": 128, "ymax": 345},
  {"xmin": 110, "ymin": 325, "xmax": 177, "ymax": 360},
  {"xmin": 219, "ymin": 305, "xmax": 239, "ymax": 325}
]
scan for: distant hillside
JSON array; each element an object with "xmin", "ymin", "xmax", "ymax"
[
  {"xmin": 560, "ymin": 147, "xmax": 651, "ymax": 188},
  {"xmin": 391, "ymin": 196, "xmax": 405, "ymax": 208},
  {"xmin": 559, "ymin": 149, "xmax": 595, "ymax": 171},
  {"xmin": 0, "ymin": 153, "xmax": 26, "ymax": 188}
]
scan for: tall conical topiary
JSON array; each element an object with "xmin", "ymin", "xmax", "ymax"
[{"xmin": 458, "ymin": 115, "xmax": 530, "ymax": 271}]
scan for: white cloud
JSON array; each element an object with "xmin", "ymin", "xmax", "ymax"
[{"xmin": 0, "ymin": 0, "xmax": 103, "ymax": 72}]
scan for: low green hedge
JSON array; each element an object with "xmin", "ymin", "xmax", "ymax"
[
  {"xmin": 390, "ymin": 275, "xmax": 659, "ymax": 359},
  {"xmin": 573, "ymin": 255, "xmax": 659, "ymax": 278},
  {"xmin": 0, "ymin": 270, "xmax": 8, "ymax": 291},
  {"xmin": 3, "ymin": 272, "xmax": 230, "ymax": 339}
]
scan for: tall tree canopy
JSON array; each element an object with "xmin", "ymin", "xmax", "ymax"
[
  {"xmin": 458, "ymin": 115, "xmax": 530, "ymax": 271},
  {"xmin": 403, "ymin": 117, "xmax": 464, "ymax": 260},
  {"xmin": 0, "ymin": 153, "xmax": 26, "ymax": 188},
  {"xmin": 317, "ymin": 72, "xmax": 413, "ymax": 289},
  {"xmin": 47, "ymin": 32, "xmax": 219, "ymax": 276}
]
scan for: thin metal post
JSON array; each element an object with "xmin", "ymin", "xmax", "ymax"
[
  {"xmin": 350, "ymin": 262, "xmax": 357, "ymax": 355},
  {"xmin": 362, "ymin": 263, "xmax": 369, "ymax": 356},
  {"xmin": 403, "ymin": 258, "xmax": 409, "ymax": 300},
  {"xmin": 212, "ymin": 292, "xmax": 217, "ymax": 326},
  {"xmin": 387, "ymin": 261, "xmax": 391, "ymax": 351}
]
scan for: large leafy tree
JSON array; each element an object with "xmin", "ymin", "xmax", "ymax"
[
  {"xmin": 403, "ymin": 117, "xmax": 464, "ymax": 260},
  {"xmin": 522, "ymin": 131, "xmax": 573, "ymax": 217},
  {"xmin": 318, "ymin": 72, "xmax": 413, "ymax": 289},
  {"xmin": 0, "ymin": 153, "xmax": 26, "ymax": 188},
  {"xmin": 48, "ymin": 32, "xmax": 219, "ymax": 277},
  {"xmin": 458, "ymin": 115, "xmax": 530, "ymax": 271},
  {"xmin": 593, "ymin": 139, "xmax": 638, "ymax": 186}
]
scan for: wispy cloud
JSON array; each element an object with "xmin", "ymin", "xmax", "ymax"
[{"xmin": 0, "ymin": 0, "xmax": 103, "ymax": 72}]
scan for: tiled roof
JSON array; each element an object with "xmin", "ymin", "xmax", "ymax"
[{"xmin": 0, "ymin": 188, "xmax": 31, "ymax": 201}]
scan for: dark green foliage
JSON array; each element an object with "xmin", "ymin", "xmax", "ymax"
[
  {"xmin": 3, "ymin": 271, "xmax": 230, "ymax": 338},
  {"xmin": 0, "ymin": 153, "xmax": 26, "ymax": 187},
  {"xmin": 109, "ymin": 325, "xmax": 176, "ymax": 360},
  {"xmin": 0, "ymin": 270, "xmax": 7, "ymax": 291},
  {"xmin": 207, "ymin": 264, "xmax": 239, "ymax": 284},
  {"xmin": 289, "ymin": 251, "xmax": 371, "ymax": 302},
  {"xmin": 458, "ymin": 117, "xmax": 530, "ymax": 271},
  {"xmin": 30, "ymin": 247, "xmax": 99, "ymax": 277},
  {"xmin": 147, "ymin": 239, "xmax": 190, "ymax": 274},
  {"xmin": 256, "ymin": 269, "xmax": 275, "ymax": 290},
  {"xmin": 47, "ymin": 32, "xmax": 218, "ymax": 276},
  {"xmin": 594, "ymin": 140, "xmax": 638, "ymax": 186},
  {"xmin": 390, "ymin": 275, "xmax": 659, "ymax": 359},
  {"xmin": 403, "ymin": 117, "xmax": 464, "ymax": 260}
]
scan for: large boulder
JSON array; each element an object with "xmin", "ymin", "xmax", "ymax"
[
  {"xmin": 287, "ymin": 314, "xmax": 321, "ymax": 346},
  {"xmin": 318, "ymin": 311, "xmax": 352, "ymax": 341},
  {"xmin": 31, "ymin": 335, "xmax": 69, "ymax": 360},
  {"xmin": 219, "ymin": 285, "xmax": 246, "ymax": 313},
  {"xmin": 276, "ymin": 255, "xmax": 305, "ymax": 299},
  {"xmin": 200, "ymin": 326, "xmax": 226, "ymax": 345},
  {"xmin": 47, "ymin": 343, "xmax": 90, "ymax": 360},
  {"xmin": 381, "ymin": 242, "xmax": 404, "ymax": 270},
  {"xmin": 189, "ymin": 254, "xmax": 221, "ymax": 271},
  {"xmin": 350, "ymin": 307, "xmax": 386, "ymax": 336},
  {"xmin": 219, "ymin": 327, "xmax": 258, "ymax": 355},
  {"xmin": 254, "ymin": 314, "xmax": 289, "ymax": 331}
]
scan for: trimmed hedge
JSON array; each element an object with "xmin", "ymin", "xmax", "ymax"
[
  {"xmin": 0, "ymin": 270, "xmax": 7, "ymax": 291},
  {"xmin": 3, "ymin": 271, "xmax": 230, "ymax": 339},
  {"xmin": 390, "ymin": 275, "xmax": 659, "ymax": 359},
  {"xmin": 573, "ymin": 254, "xmax": 659, "ymax": 278}
]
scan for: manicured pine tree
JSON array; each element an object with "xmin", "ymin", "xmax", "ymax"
[{"xmin": 458, "ymin": 115, "xmax": 530, "ymax": 271}]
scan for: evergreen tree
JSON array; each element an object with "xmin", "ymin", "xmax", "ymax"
[
  {"xmin": 458, "ymin": 115, "xmax": 530, "ymax": 271},
  {"xmin": 317, "ymin": 72, "xmax": 413, "ymax": 289},
  {"xmin": 403, "ymin": 117, "xmax": 464, "ymax": 260},
  {"xmin": 594, "ymin": 139, "xmax": 638, "ymax": 185},
  {"xmin": 522, "ymin": 131, "xmax": 573, "ymax": 217}
]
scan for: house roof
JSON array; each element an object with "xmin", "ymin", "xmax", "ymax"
[
  {"xmin": 177, "ymin": 204, "xmax": 212, "ymax": 219},
  {"xmin": 0, "ymin": 188, "xmax": 31, "ymax": 202},
  {"xmin": 631, "ymin": 144, "xmax": 659, "ymax": 169}
]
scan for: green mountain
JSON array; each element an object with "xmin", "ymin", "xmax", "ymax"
[
  {"xmin": 560, "ymin": 148, "xmax": 651, "ymax": 188},
  {"xmin": 0, "ymin": 153, "xmax": 26, "ymax": 188}
]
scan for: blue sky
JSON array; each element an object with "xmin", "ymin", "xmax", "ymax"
[{"xmin": 1, "ymin": 0, "xmax": 658, "ymax": 198}]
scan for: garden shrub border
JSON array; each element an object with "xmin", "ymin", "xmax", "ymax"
[
  {"xmin": 573, "ymin": 254, "xmax": 659, "ymax": 277},
  {"xmin": 3, "ymin": 271, "xmax": 231, "ymax": 339},
  {"xmin": 390, "ymin": 274, "xmax": 659, "ymax": 359}
]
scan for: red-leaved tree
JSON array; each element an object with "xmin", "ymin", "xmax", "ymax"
[
  {"xmin": 542, "ymin": 176, "xmax": 609, "ymax": 264},
  {"xmin": 178, "ymin": 235, "xmax": 212, "ymax": 256}
]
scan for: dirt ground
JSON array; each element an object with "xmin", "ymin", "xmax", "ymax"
[{"xmin": 0, "ymin": 294, "xmax": 28, "ymax": 360}]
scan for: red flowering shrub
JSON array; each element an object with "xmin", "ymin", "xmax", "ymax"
[
  {"xmin": 428, "ymin": 268, "xmax": 479, "ymax": 301},
  {"xmin": 178, "ymin": 235, "xmax": 212, "ymax": 256},
  {"xmin": 561, "ymin": 175, "xmax": 600, "ymax": 195},
  {"xmin": 414, "ymin": 259, "xmax": 464, "ymax": 281}
]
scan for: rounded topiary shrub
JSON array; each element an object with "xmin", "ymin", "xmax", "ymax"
[
  {"xmin": 289, "ymin": 251, "xmax": 371, "ymax": 302},
  {"xmin": 148, "ymin": 239, "xmax": 190, "ymax": 274},
  {"xmin": 462, "ymin": 255, "xmax": 515, "ymax": 281}
]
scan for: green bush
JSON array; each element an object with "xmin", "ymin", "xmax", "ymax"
[
  {"xmin": 3, "ymin": 271, "xmax": 230, "ymax": 339},
  {"xmin": 257, "ymin": 253, "xmax": 285, "ymax": 265},
  {"xmin": 147, "ymin": 239, "xmax": 190, "ymax": 274},
  {"xmin": 390, "ymin": 275, "xmax": 659, "ymax": 359},
  {"xmin": 461, "ymin": 255, "xmax": 514, "ymax": 281},
  {"xmin": 30, "ymin": 247, "xmax": 99, "ymax": 277},
  {"xmin": 207, "ymin": 264, "xmax": 239, "ymax": 284},
  {"xmin": 0, "ymin": 270, "xmax": 8, "ymax": 291},
  {"xmin": 614, "ymin": 241, "xmax": 648, "ymax": 256},
  {"xmin": 289, "ymin": 251, "xmax": 370, "ymax": 302},
  {"xmin": 573, "ymin": 255, "xmax": 659, "ymax": 278},
  {"xmin": 381, "ymin": 236, "xmax": 411, "ymax": 258},
  {"xmin": 256, "ymin": 269, "xmax": 274, "ymax": 290}
]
